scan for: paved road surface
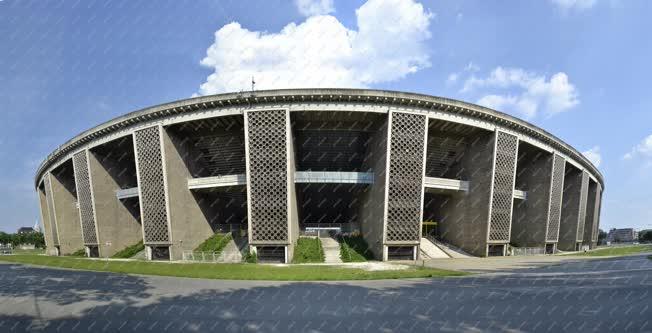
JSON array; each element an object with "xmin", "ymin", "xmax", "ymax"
[{"xmin": 0, "ymin": 254, "xmax": 650, "ymax": 332}]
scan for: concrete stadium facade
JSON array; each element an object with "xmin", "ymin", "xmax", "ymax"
[{"xmin": 34, "ymin": 89, "xmax": 604, "ymax": 262}]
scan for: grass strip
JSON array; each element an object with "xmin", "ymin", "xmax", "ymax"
[
  {"xmin": 0, "ymin": 255, "xmax": 468, "ymax": 281},
  {"xmin": 570, "ymin": 245, "xmax": 652, "ymax": 257},
  {"xmin": 292, "ymin": 238, "xmax": 324, "ymax": 263}
]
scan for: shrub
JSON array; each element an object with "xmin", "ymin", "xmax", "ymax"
[
  {"xmin": 194, "ymin": 233, "xmax": 232, "ymax": 253},
  {"xmin": 338, "ymin": 235, "xmax": 373, "ymax": 262},
  {"xmin": 292, "ymin": 237, "xmax": 324, "ymax": 263},
  {"xmin": 111, "ymin": 241, "xmax": 145, "ymax": 258},
  {"xmin": 243, "ymin": 250, "xmax": 257, "ymax": 263},
  {"xmin": 68, "ymin": 249, "xmax": 86, "ymax": 257}
]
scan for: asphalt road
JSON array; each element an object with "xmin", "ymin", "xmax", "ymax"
[{"xmin": 0, "ymin": 254, "xmax": 650, "ymax": 332}]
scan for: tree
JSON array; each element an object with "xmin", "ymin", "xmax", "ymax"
[
  {"xmin": 639, "ymin": 229, "xmax": 652, "ymax": 243},
  {"xmin": 597, "ymin": 229, "xmax": 607, "ymax": 245},
  {"xmin": 0, "ymin": 232, "xmax": 11, "ymax": 246}
]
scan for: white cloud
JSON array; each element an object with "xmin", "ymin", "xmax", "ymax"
[
  {"xmin": 295, "ymin": 0, "xmax": 335, "ymax": 17},
  {"xmin": 582, "ymin": 146, "xmax": 601, "ymax": 168},
  {"xmin": 462, "ymin": 67, "xmax": 579, "ymax": 119},
  {"xmin": 550, "ymin": 0, "xmax": 596, "ymax": 11},
  {"xmin": 623, "ymin": 134, "xmax": 652, "ymax": 160},
  {"xmin": 198, "ymin": 0, "xmax": 432, "ymax": 95},
  {"xmin": 446, "ymin": 73, "xmax": 458, "ymax": 84}
]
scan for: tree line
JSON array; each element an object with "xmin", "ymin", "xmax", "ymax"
[{"xmin": 0, "ymin": 231, "xmax": 45, "ymax": 248}]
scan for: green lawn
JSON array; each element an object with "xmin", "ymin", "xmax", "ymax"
[
  {"xmin": 292, "ymin": 237, "xmax": 324, "ymax": 263},
  {"xmin": 0, "ymin": 255, "xmax": 468, "ymax": 280},
  {"xmin": 571, "ymin": 245, "xmax": 652, "ymax": 257}
]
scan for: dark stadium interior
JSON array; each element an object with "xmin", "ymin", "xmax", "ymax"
[
  {"xmin": 166, "ymin": 116, "xmax": 246, "ymax": 178},
  {"xmin": 191, "ymin": 187, "xmax": 247, "ymax": 231},
  {"xmin": 51, "ymin": 159, "xmax": 77, "ymax": 199}
]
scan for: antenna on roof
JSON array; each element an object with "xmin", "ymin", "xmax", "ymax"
[{"xmin": 251, "ymin": 76, "xmax": 256, "ymax": 92}]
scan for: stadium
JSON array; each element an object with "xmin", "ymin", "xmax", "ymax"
[{"xmin": 34, "ymin": 89, "xmax": 603, "ymax": 263}]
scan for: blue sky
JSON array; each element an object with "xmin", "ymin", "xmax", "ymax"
[{"xmin": 1, "ymin": 0, "xmax": 651, "ymax": 232}]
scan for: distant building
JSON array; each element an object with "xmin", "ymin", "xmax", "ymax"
[
  {"xmin": 17, "ymin": 227, "xmax": 35, "ymax": 234},
  {"xmin": 607, "ymin": 228, "xmax": 638, "ymax": 243}
]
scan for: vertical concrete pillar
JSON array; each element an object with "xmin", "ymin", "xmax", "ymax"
[
  {"xmin": 486, "ymin": 130, "xmax": 519, "ymax": 255},
  {"xmin": 383, "ymin": 111, "xmax": 427, "ymax": 260},
  {"xmin": 73, "ymin": 151, "xmax": 100, "ymax": 253},
  {"xmin": 134, "ymin": 126, "xmax": 172, "ymax": 260},
  {"xmin": 244, "ymin": 109, "xmax": 297, "ymax": 263},
  {"xmin": 358, "ymin": 116, "xmax": 389, "ymax": 259},
  {"xmin": 544, "ymin": 154, "xmax": 566, "ymax": 246},
  {"xmin": 86, "ymin": 148, "xmax": 142, "ymax": 257},
  {"xmin": 583, "ymin": 180, "xmax": 600, "ymax": 248},
  {"xmin": 43, "ymin": 174, "xmax": 60, "ymax": 254},
  {"xmin": 49, "ymin": 166, "xmax": 84, "ymax": 255},
  {"xmin": 37, "ymin": 183, "xmax": 56, "ymax": 255}
]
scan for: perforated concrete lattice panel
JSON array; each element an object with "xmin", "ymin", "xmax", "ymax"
[
  {"xmin": 245, "ymin": 110, "xmax": 289, "ymax": 242},
  {"xmin": 546, "ymin": 154, "xmax": 566, "ymax": 242},
  {"xmin": 591, "ymin": 185, "xmax": 602, "ymax": 242},
  {"xmin": 488, "ymin": 131, "xmax": 518, "ymax": 242},
  {"xmin": 385, "ymin": 112, "xmax": 427, "ymax": 242},
  {"xmin": 576, "ymin": 171, "xmax": 590, "ymax": 242},
  {"xmin": 134, "ymin": 126, "xmax": 170, "ymax": 244},
  {"xmin": 43, "ymin": 174, "xmax": 59, "ymax": 246},
  {"xmin": 73, "ymin": 151, "xmax": 98, "ymax": 245}
]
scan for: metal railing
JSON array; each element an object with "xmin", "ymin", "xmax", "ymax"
[
  {"xmin": 182, "ymin": 249, "xmax": 243, "ymax": 262},
  {"xmin": 510, "ymin": 247, "xmax": 545, "ymax": 256}
]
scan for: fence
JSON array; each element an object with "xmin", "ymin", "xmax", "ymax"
[
  {"xmin": 510, "ymin": 247, "xmax": 545, "ymax": 256},
  {"xmin": 181, "ymin": 249, "xmax": 243, "ymax": 263}
]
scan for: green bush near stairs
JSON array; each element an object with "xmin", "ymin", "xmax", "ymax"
[
  {"xmin": 194, "ymin": 233, "xmax": 232, "ymax": 253},
  {"xmin": 339, "ymin": 235, "xmax": 374, "ymax": 262},
  {"xmin": 111, "ymin": 241, "xmax": 145, "ymax": 258}
]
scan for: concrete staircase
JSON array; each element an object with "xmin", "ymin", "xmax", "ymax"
[
  {"xmin": 217, "ymin": 238, "xmax": 243, "ymax": 263},
  {"xmin": 420, "ymin": 237, "xmax": 451, "ymax": 259},
  {"xmin": 426, "ymin": 238, "xmax": 472, "ymax": 258},
  {"xmin": 320, "ymin": 237, "xmax": 343, "ymax": 264}
]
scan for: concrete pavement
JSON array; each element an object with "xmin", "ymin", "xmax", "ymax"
[{"xmin": 0, "ymin": 254, "xmax": 650, "ymax": 332}]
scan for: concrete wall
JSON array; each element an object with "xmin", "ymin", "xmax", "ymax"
[
  {"xmin": 511, "ymin": 149, "xmax": 553, "ymax": 247},
  {"xmin": 162, "ymin": 129, "xmax": 216, "ymax": 260},
  {"xmin": 49, "ymin": 170, "xmax": 83, "ymax": 254},
  {"xmin": 437, "ymin": 131, "xmax": 495, "ymax": 257},
  {"xmin": 358, "ymin": 116, "xmax": 388, "ymax": 259},
  {"xmin": 287, "ymin": 113, "xmax": 299, "ymax": 262},
  {"xmin": 558, "ymin": 166, "xmax": 582, "ymax": 251},
  {"xmin": 88, "ymin": 150, "xmax": 142, "ymax": 257}
]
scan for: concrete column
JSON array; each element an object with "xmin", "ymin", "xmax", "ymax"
[
  {"xmin": 383, "ymin": 111, "xmax": 428, "ymax": 260},
  {"xmin": 486, "ymin": 131, "xmax": 519, "ymax": 255},
  {"xmin": 37, "ymin": 184, "xmax": 56, "ymax": 255},
  {"xmin": 49, "ymin": 169, "xmax": 84, "ymax": 255},
  {"xmin": 583, "ymin": 180, "xmax": 600, "ymax": 247},
  {"xmin": 511, "ymin": 151, "xmax": 553, "ymax": 247},
  {"xmin": 244, "ymin": 109, "xmax": 296, "ymax": 263},
  {"xmin": 358, "ymin": 116, "xmax": 389, "ymax": 259},
  {"xmin": 545, "ymin": 154, "xmax": 566, "ymax": 244},
  {"xmin": 43, "ymin": 174, "xmax": 60, "ymax": 253},
  {"xmin": 87, "ymin": 149, "xmax": 142, "ymax": 257},
  {"xmin": 134, "ymin": 126, "xmax": 173, "ymax": 260}
]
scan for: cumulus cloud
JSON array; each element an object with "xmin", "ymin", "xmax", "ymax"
[
  {"xmin": 623, "ymin": 134, "xmax": 652, "ymax": 160},
  {"xmin": 198, "ymin": 0, "xmax": 433, "ymax": 95},
  {"xmin": 582, "ymin": 146, "xmax": 601, "ymax": 168},
  {"xmin": 550, "ymin": 0, "xmax": 596, "ymax": 11},
  {"xmin": 295, "ymin": 0, "xmax": 335, "ymax": 17},
  {"xmin": 462, "ymin": 67, "xmax": 579, "ymax": 119}
]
